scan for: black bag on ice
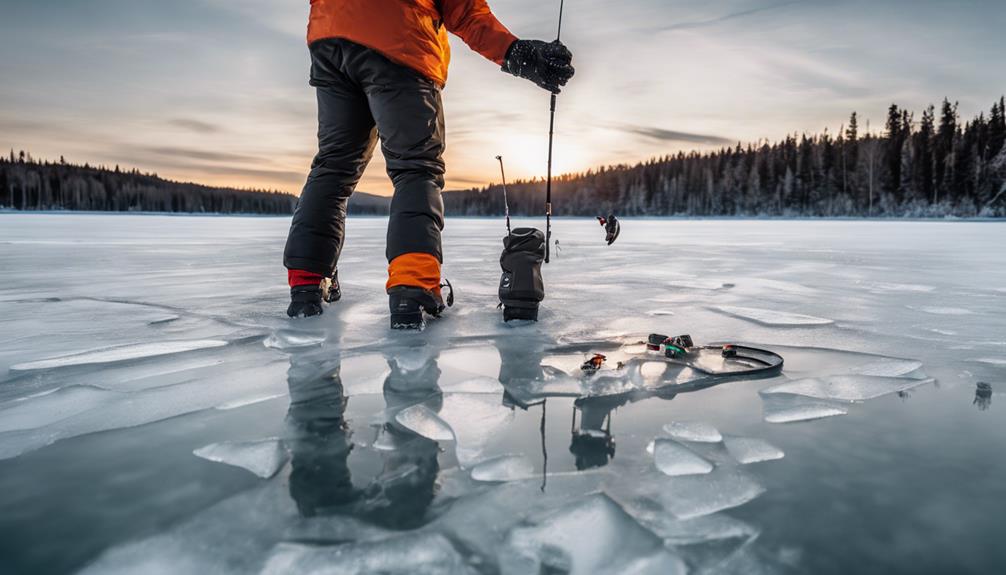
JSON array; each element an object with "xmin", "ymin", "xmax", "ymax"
[{"xmin": 499, "ymin": 227, "xmax": 545, "ymax": 321}]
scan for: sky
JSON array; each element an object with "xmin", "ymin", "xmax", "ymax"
[{"xmin": 1, "ymin": 0, "xmax": 1004, "ymax": 196}]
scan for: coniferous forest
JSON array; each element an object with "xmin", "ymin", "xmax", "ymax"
[
  {"xmin": 0, "ymin": 152, "xmax": 297, "ymax": 214},
  {"xmin": 4, "ymin": 98, "xmax": 1005, "ymax": 218},
  {"xmin": 445, "ymin": 97, "xmax": 1006, "ymax": 218}
]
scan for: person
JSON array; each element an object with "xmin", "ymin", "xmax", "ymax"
[{"xmin": 284, "ymin": 0, "xmax": 576, "ymax": 328}]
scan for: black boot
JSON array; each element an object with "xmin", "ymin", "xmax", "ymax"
[
  {"xmin": 388, "ymin": 286, "xmax": 447, "ymax": 330},
  {"xmin": 288, "ymin": 285, "xmax": 324, "ymax": 318}
]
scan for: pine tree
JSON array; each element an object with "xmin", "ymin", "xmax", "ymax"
[{"xmin": 916, "ymin": 105, "xmax": 935, "ymax": 203}]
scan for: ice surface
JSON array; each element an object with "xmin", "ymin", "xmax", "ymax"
[
  {"xmin": 260, "ymin": 533, "xmax": 473, "ymax": 575},
  {"xmin": 394, "ymin": 404, "xmax": 455, "ymax": 442},
  {"xmin": 500, "ymin": 493, "xmax": 687, "ymax": 575},
  {"xmin": 761, "ymin": 375, "xmax": 933, "ymax": 401},
  {"xmin": 4, "ymin": 216, "xmax": 1004, "ymax": 575},
  {"xmin": 652, "ymin": 438, "xmax": 715, "ymax": 476},
  {"xmin": 663, "ymin": 421, "xmax": 723, "ymax": 443},
  {"xmin": 470, "ymin": 454, "xmax": 535, "ymax": 482},
  {"xmin": 193, "ymin": 439, "xmax": 288, "ymax": 479},
  {"xmin": 724, "ymin": 436, "xmax": 785, "ymax": 464},
  {"xmin": 712, "ymin": 305, "xmax": 833, "ymax": 326},
  {"xmin": 9, "ymin": 339, "xmax": 228, "ymax": 371},
  {"xmin": 761, "ymin": 394, "xmax": 848, "ymax": 423},
  {"xmin": 0, "ymin": 385, "xmax": 116, "ymax": 433}
]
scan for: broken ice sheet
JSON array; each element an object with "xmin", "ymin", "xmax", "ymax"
[
  {"xmin": 761, "ymin": 375, "xmax": 933, "ymax": 402},
  {"xmin": 652, "ymin": 439, "xmax": 714, "ymax": 477},
  {"xmin": 723, "ymin": 435, "xmax": 785, "ymax": 464},
  {"xmin": 663, "ymin": 421, "xmax": 723, "ymax": 443},
  {"xmin": 193, "ymin": 439, "xmax": 289, "ymax": 479},
  {"xmin": 394, "ymin": 404, "xmax": 455, "ymax": 442},
  {"xmin": 0, "ymin": 385, "xmax": 117, "ymax": 433},
  {"xmin": 614, "ymin": 466, "xmax": 766, "ymax": 521},
  {"xmin": 847, "ymin": 358, "xmax": 924, "ymax": 378},
  {"xmin": 470, "ymin": 454, "xmax": 535, "ymax": 482},
  {"xmin": 761, "ymin": 394, "xmax": 848, "ymax": 423},
  {"xmin": 261, "ymin": 533, "xmax": 473, "ymax": 575},
  {"xmin": 437, "ymin": 393, "xmax": 515, "ymax": 467},
  {"xmin": 9, "ymin": 339, "xmax": 229, "ymax": 371},
  {"xmin": 712, "ymin": 305, "xmax": 833, "ymax": 326},
  {"xmin": 499, "ymin": 493, "xmax": 687, "ymax": 575}
]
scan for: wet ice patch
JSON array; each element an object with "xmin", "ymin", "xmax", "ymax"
[
  {"xmin": 9, "ymin": 339, "xmax": 229, "ymax": 371},
  {"xmin": 652, "ymin": 438, "xmax": 714, "ymax": 476},
  {"xmin": 500, "ymin": 493, "xmax": 687, "ymax": 575},
  {"xmin": 214, "ymin": 393, "xmax": 286, "ymax": 411},
  {"xmin": 761, "ymin": 375, "xmax": 933, "ymax": 401},
  {"xmin": 263, "ymin": 330, "xmax": 326, "ymax": 351},
  {"xmin": 761, "ymin": 394, "xmax": 847, "ymax": 423},
  {"xmin": 712, "ymin": 305, "xmax": 833, "ymax": 326},
  {"xmin": 193, "ymin": 439, "xmax": 288, "ymax": 479},
  {"xmin": 261, "ymin": 533, "xmax": 472, "ymax": 575},
  {"xmin": 663, "ymin": 421, "xmax": 723, "ymax": 443},
  {"xmin": 470, "ymin": 454, "xmax": 535, "ymax": 482},
  {"xmin": 394, "ymin": 404, "xmax": 455, "ymax": 442},
  {"xmin": 724, "ymin": 436, "xmax": 785, "ymax": 464}
]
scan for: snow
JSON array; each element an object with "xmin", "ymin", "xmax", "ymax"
[{"xmin": 3, "ymin": 215, "xmax": 1005, "ymax": 575}]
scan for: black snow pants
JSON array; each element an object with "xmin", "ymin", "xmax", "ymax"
[{"xmin": 283, "ymin": 39, "xmax": 446, "ymax": 277}]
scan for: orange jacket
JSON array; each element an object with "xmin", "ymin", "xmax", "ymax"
[{"xmin": 308, "ymin": 0, "xmax": 518, "ymax": 87}]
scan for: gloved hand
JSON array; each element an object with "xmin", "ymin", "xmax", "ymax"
[{"xmin": 502, "ymin": 39, "xmax": 575, "ymax": 93}]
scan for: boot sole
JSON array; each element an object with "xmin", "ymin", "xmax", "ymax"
[{"xmin": 390, "ymin": 311, "xmax": 425, "ymax": 330}]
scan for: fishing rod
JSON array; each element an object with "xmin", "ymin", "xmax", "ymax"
[
  {"xmin": 544, "ymin": 0, "xmax": 564, "ymax": 264},
  {"xmin": 495, "ymin": 155, "xmax": 512, "ymax": 236}
]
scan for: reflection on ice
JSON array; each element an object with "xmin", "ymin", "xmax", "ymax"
[{"xmin": 470, "ymin": 454, "xmax": 535, "ymax": 482}]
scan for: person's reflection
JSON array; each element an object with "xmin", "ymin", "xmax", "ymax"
[
  {"xmin": 974, "ymin": 382, "xmax": 992, "ymax": 411},
  {"xmin": 286, "ymin": 349, "xmax": 356, "ymax": 517},
  {"xmin": 284, "ymin": 344, "xmax": 443, "ymax": 529}
]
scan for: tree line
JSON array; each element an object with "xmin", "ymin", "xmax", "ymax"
[
  {"xmin": 444, "ymin": 97, "xmax": 1006, "ymax": 218},
  {"xmin": 1, "ymin": 152, "xmax": 297, "ymax": 214}
]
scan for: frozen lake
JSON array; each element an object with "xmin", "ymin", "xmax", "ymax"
[{"xmin": 1, "ymin": 213, "xmax": 1005, "ymax": 574}]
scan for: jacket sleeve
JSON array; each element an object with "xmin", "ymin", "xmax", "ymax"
[{"xmin": 440, "ymin": 0, "xmax": 518, "ymax": 65}]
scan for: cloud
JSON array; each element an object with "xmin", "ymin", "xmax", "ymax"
[
  {"xmin": 621, "ymin": 125, "xmax": 734, "ymax": 146},
  {"xmin": 137, "ymin": 146, "xmax": 265, "ymax": 165},
  {"xmin": 167, "ymin": 118, "xmax": 222, "ymax": 134},
  {"xmin": 648, "ymin": 0, "xmax": 809, "ymax": 33}
]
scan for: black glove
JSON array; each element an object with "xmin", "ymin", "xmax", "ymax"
[{"xmin": 502, "ymin": 39, "xmax": 575, "ymax": 93}]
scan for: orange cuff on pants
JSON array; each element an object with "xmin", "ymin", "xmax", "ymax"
[{"xmin": 387, "ymin": 253, "xmax": 441, "ymax": 293}]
